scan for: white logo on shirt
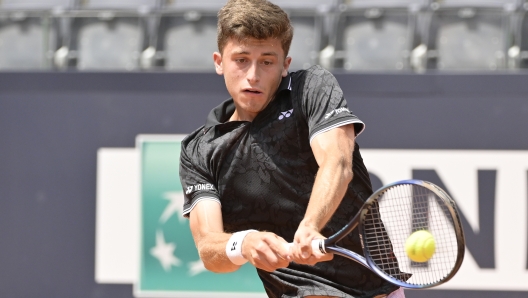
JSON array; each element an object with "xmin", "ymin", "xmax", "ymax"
[
  {"xmin": 185, "ymin": 184, "xmax": 215, "ymax": 194},
  {"xmin": 278, "ymin": 109, "xmax": 293, "ymax": 120},
  {"xmin": 324, "ymin": 107, "xmax": 350, "ymax": 119}
]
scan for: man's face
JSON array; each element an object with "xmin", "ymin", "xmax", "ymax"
[{"xmin": 213, "ymin": 37, "xmax": 291, "ymax": 121}]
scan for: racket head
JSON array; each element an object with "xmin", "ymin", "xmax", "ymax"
[{"xmin": 358, "ymin": 179, "xmax": 465, "ymax": 289}]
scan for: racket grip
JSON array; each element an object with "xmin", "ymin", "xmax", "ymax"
[
  {"xmin": 284, "ymin": 239, "xmax": 327, "ymax": 254},
  {"xmin": 312, "ymin": 238, "xmax": 326, "ymax": 254}
]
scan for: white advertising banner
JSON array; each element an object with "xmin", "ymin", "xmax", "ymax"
[{"xmin": 96, "ymin": 143, "xmax": 528, "ymax": 293}]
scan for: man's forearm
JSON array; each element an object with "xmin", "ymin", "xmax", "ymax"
[
  {"xmin": 194, "ymin": 231, "xmax": 241, "ymax": 273},
  {"xmin": 189, "ymin": 201, "xmax": 241, "ymax": 273},
  {"xmin": 302, "ymin": 125, "xmax": 356, "ymax": 232},
  {"xmin": 301, "ymin": 155, "xmax": 353, "ymax": 231}
]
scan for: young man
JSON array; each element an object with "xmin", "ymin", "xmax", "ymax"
[{"xmin": 179, "ymin": 0, "xmax": 404, "ymax": 297}]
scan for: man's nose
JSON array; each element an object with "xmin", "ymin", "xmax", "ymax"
[{"xmin": 246, "ymin": 62, "xmax": 260, "ymax": 83}]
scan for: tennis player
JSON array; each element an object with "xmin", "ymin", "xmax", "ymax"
[{"xmin": 179, "ymin": 0, "xmax": 404, "ymax": 297}]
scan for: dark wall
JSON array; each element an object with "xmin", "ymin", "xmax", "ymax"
[{"xmin": 0, "ymin": 71, "xmax": 527, "ymax": 298}]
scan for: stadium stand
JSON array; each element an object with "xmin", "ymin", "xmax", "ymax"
[{"xmin": 1, "ymin": 0, "xmax": 528, "ymax": 72}]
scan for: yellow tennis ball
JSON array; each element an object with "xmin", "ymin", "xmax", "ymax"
[{"xmin": 405, "ymin": 230, "xmax": 436, "ymax": 262}]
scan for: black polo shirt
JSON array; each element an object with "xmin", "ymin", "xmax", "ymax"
[{"xmin": 179, "ymin": 65, "xmax": 398, "ymax": 297}]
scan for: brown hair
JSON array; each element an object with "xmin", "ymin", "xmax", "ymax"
[{"xmin": 217, "ymin": 0, "xmax": 294, "ymax": 57}]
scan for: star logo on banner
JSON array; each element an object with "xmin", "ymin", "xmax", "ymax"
[
  {"xmin": 160, "ymin": 191, "xmax": 185, "ymax": 224},
  {"xmin": 188, "ymin": 259, "xmax": 207, "ymax": 276},
  {"xmin": 150, "ymin": 229, "xmax": 181, "ymax": 272}
]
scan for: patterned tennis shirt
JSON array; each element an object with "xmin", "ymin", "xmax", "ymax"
[{"xmin": 179, "ymin": 65, "xmax": 398, "ymax": 297}]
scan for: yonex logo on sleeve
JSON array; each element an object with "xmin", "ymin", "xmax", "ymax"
[
  {"xmin": 185, "ymin": 183, "xmax": 215, "ymax": 194},
  {"xmin": 324, "ymin": 107, "xmax": 350, "ymax": 119},
  {"xmin": 278, "ymin": 109, "xmax": 293, "ymax": 120}
]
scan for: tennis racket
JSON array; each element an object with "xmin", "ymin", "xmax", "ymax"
[{"xmin": 297, "ymin": 179, "xmax": 465, "ymax": 289}]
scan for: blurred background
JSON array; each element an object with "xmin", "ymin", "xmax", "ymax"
[
  {"xmin": 2, "ymin": 0, "xmax": 528, "ymax": 297},
  {"xmin": 1, "ymin": 0, "xmax": 528, "ymax": 73}
]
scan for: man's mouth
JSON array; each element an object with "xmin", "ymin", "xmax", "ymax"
[{"xmin": 243, "ymin": 88, "xmax": 263, "ymax": 94}]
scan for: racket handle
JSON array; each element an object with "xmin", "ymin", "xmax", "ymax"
[
  {"xmin": 312, "ymin": 238, "xmax": 326, "ymax": 254},
  {"xmin": 284, "ymin": 239, "xmax": 327, "ymax": 254}
]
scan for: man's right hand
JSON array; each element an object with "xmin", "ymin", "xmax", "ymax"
[{"xmin": 241, "ymin": 231, "xmax": 291, "ymax": 272}]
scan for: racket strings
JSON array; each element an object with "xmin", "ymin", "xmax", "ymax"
[
  {"xmin": 361, "ymin": 184, "xmax": 461, "ymax": 287},
  {"xmin": 362, "ymin": 188, "xmax": 411, "ymax": 281}
]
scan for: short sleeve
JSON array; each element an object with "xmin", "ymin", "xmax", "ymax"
[
  {"xmin": 179, "ymin": 137, "xmax": 221, "ymax": 218},
  {"xmin": 299, "ymin": 66, "xmax": 365, "ymax": 143}
]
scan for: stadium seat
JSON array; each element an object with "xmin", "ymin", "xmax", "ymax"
[
  {"xmin": 0, "ymin": 0, "xmax": 72, "ymax": 70},
  {"xmin": 508, "ymin": 0, "xmax": 528, "ymax": 69},
  {"xmin": 66, "ymin": 0, "xmax": 158, "ymax": 71},
  {"xmin": 155, "ymin": 1, "xmax": 225, "ymax": 72},
  {"xmin": 424, "ymin": 0, "xmax": 517, "ymax": 71},
  {"xmin": 269, "ymin": 0, "xmax": 336, "ymax": 71},
  {"xmin": 328, "ymin": 0, "xmax": 428, "ymax": 72}
]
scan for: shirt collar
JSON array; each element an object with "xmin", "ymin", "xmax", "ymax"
[
  {"xmin": 277, "ymin": 73, "xmax": 292, "ymax": 93},
  {"xmin": 204, "ymin": 74, "xmax": 291, "ymax": 128},
  {"xmin": 204, "ymin": 98, "xmax": 236, "ymax": 128}
]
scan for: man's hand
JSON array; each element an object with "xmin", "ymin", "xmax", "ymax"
[
  {"xmin": 190, "ymin": 201, "xmax": 292, "ymax": 273},
  {"xmin": 242, "ymin": 231, "xmax": 291, "ymax": 272},
  {"xmin": 290, "ymin": 220, "xmax": 333, "ymax": 265}
]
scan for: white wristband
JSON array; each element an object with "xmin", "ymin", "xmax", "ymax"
[{"xmin": 226, "ymin": 229, "xmax": 258, "ymax": 265}]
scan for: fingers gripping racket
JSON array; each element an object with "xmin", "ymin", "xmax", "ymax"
[{"xmin": 309, "ymin": 179, "xmax": 465, "ymax": 289}]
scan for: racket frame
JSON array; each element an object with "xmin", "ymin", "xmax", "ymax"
[{"xmin": 317, "ymin": 179, "xmax": 466, "ymax": 289}]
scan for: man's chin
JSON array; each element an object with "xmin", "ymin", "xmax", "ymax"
[{"xmin": 239, "ymin": 98, "xmax": 271, "ymax": 112}]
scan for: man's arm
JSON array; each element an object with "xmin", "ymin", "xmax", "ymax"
[
  {"xmin": 189, "ymin": 200, "xmax": 291, "ymax": 273},
  {"xmin": 291, "ymin": 124, "xmax": 356, "ymax": 263}
]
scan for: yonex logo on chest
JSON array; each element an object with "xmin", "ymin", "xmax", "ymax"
[{"xmin": 278, "ymin": 109, "xmax": 293, "ymax": 120}]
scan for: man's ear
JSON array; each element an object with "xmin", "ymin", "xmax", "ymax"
[
  {"xmin": 282, "ymin": 56, "xmax": 292, "ymax": 77},
  {"xmin": 213, "ymin": 52, "xmax": 223, "ymax": 75}
]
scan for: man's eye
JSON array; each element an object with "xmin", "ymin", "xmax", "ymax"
[
  {"xmin": 236, "ymin": 58, "xmax": 246, "ymax": 63},
  {"xmin": 263, "ymin": 61, "xmax": 272, "ymax": 65}
]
